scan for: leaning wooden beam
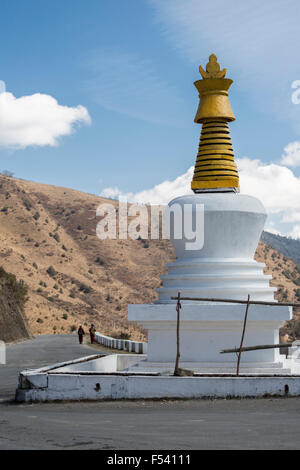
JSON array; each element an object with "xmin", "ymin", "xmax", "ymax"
[
  {"xmin": 221, "ymin": 343, "xmax": 294, "ymax": 354},
  {"xmin": 174, "ymin": 291, "xmax": 181, "ymax": 376},
  {"xmin": 170, "ymin": 296, "xmax": 300, "ymax": 308},
  {"xmin": 236, "ymin": 294, "xmax": 250, "ymax": 376}
]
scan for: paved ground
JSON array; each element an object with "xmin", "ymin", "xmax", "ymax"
[
  {"xmin": 0, "ymin": 334, "xmax": 98, "ymax": 401},
  {"xmin": 1, "ymin": 335, "xmax": 300, "ymax": 450}
]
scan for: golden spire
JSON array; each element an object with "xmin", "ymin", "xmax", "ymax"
[
  {"xmin": 191, "ymin": 54, "xmax": 239, "ymax": 192},
  {"xmin": 199, "ymin": 54, "xmax": 227, "ymax": 79}
]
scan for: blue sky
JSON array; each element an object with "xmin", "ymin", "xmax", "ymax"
[{"xmin": 1, "ymin": 0, "xmax": 300, "ymax": 237}]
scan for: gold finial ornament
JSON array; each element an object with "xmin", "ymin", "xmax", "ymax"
[
  {"xmin": 199, "ymin": 54, "xmax": 227, "ymax": 79},
  {"xmin": 191, "ymin": 54, "xmax": 239, "ymax": 192}
]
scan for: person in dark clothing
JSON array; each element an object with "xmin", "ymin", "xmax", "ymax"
[
  {"xmin": 78, "ymin": 325, "xmax": 85, "ymax": 344},
  {"xmin": 89, "ymin": 324, "xmax": 96, "ymax": 344}
]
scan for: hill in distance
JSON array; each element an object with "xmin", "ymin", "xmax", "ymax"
[
  {"xmin": 261, "ymin": 231, "xmax": 300, "ymax": 265},
  {"xmin": 0, "ymin": 173, "xmax": 299, "ymax": 342}
]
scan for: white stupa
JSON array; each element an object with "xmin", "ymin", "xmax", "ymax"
[
  {"xmin": 128, "ymin": 55, "xmax": 292, "ymax": 374},
  {"xmin": 15, "ymin": 55, "xmax": 300, "ymax": 403}
]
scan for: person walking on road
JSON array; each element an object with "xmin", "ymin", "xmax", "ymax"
[
  {"xmin": 89, "ymin": 324, "xmax": 96, "ymax": 344},
  {"xmin": 78, "ymin": 325, "xmax": 85, "ymax": 344}
]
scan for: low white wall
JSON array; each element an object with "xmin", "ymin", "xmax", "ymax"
[
  {"xmin": 94, "ymin": 332, "xmax": 147, "ymax": 354},
  {"xmin": 16, "ymin": 374, "xmax": 300, "ymax": 402}
]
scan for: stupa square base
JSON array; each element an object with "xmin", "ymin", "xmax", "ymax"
[{"xmin": 128, "ymin": 303, "xmax": 292, "ymax": 365}]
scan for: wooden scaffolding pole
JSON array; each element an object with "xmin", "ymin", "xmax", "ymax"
[
  {"xmin": 221, "ymin": 343, "xmax": 294, "ymax": 354},
  {"xmin": 171, "ymin": 296, "xmax": 300, "ymax": 308},
  {"xmin": 174, "ymin": 291, "xmax": 181, "ymax": 376},
  {"xmin": 236, "ymin": 294, "xmax": 250, "ymax": 376}
]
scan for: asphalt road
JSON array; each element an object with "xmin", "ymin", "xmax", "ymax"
[
  {"xmin": 1, "ymin": 335, "xmax": 300, "ymax": 450},
  {"xmin": 0, "ymin": 334, "xmax": 98, "ymax": 401}
]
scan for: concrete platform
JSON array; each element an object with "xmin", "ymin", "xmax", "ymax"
[{"xmin": 16, "ymin": 352, "xmax": 300, "ymax": 402}]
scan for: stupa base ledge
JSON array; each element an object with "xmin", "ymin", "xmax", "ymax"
[{"xmin": 129, "ymin": 303, "xmax": 291, "ymax": 364}]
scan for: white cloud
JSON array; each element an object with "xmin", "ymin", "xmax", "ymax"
[
  {"xmin": 237, "ymin": 158, "xmax": 300, "ymax": 215},
  {"xmin": 264, "ymin": 222, "xmax": 282, "ymax": 236},
  {"xmin": 289, "ymin": 225, "xmax": 300, "ymax": 239},
  {"xmin": 101, "ymin": 167, "xmax": 194, "ymax": 205},
  {"xmin": 281, "ymin": 210, "xmax": 300, "ymax": 223},
  {"xmin": 0, "ymin": 81, "xmax": 6, "ymax": 93},
  {"xmin": 281, "ymin": 141, "xmax": 300, "ymax": 167},
  {"xmin": 0, "ymin": 90, "xmax": 91, "ymax": 149},
  {"xmin": 101, "ymin": 155, "xmax": 300, "ymax": 239}
]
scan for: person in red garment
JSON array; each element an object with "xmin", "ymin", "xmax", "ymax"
[
  {"xmin": 77, "ymin": 325, "xmax": 85, "ymax": 344},
  {"xmin": 89, "ymin": 324, "xmax": 96, "ymax": 344}
]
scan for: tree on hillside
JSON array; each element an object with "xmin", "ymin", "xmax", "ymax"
[{"xmin": 1, "ymin": 170, "xmax": 14, "ymax": 177}]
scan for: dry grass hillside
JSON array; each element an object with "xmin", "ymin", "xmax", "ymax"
[
  {"xmin": 0, "ymin": 266, "xmax": 30, "ymax": 343},
  {"xmin": 255, "ymin": 241, "xmax": 300, "ymax": 340},
  {"xmin": 0, "ymin": 174, "xmax": 174, "ymax": 340},
  {"xmin": 0, "ymin": 173, "xmax": 299, "ymax": 341}
]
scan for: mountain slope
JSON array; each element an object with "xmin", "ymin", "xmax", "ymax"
[
  {"xmin": 0, "ymin": 267, "xmax": 30, "ymax": 343},
  {"xmin": 261, "ymin": 231, "xmax": 300, "ymax": 265},
  {"xmin": 0, "ymin": 174, "xmax": 174, "ymax": 340}
]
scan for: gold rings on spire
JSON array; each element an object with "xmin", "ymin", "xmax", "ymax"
[{"xmin": 191, "ymin": 55, "xmax": 239, "ymax": 192}]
